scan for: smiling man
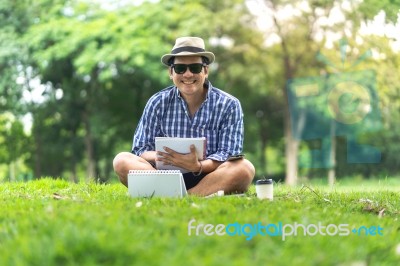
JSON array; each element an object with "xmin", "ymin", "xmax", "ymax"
[{"xmin": 113, "ymin": 37, "xmax": 255, "ymax": 196}]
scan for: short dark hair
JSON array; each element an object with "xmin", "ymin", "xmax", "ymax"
[
  {"xmin": 168, "ymin": 56, "xmax": 209, "ymax": 66},
  {"xmin": 201, "ymin": 56, "xmax": 210, "ymax": 65}
]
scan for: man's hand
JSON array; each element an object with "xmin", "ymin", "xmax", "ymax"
[{"xmin": 156, "ymin": 145, "xmax": 201, "ymax": 172}]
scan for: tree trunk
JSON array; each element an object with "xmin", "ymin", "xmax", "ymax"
[
  {"xmin": 70, "ymin": 166, "xmax": 78, "ymax": 183},
  {"xmin": 328, "ymin": 121, "xmax": 336, "ymax": 186},
  {"xmin": 258, "ymin": 114, "xmax": 268, "ymax": 175},
  {"xmin": 270, "ymin": 5, "xmax": 300, "ymax": 185},
  {"xmin": 83, "ymin": 110, "xmax": 96, "ymax": 181},
  {"xmin": 284, "ymin": 117, "xmax": 299, "ymax": 185},
  {"xmin": 9, "ymin": 161, "xmax": 15, "ymax": 182},
  {"xmin": 282, "ymin": 53, "xmax": 299, "ymax": 185},
  {"xmin": 260, "ymin": 135, "xmax": 268, "ymax": 175},
  {"xmin": 34, "ymin": 128, "xmax": 42, "ymax": 179},
  {"xmin": 70, "ymin": 129, "xmax": 78, "ymax": 183}
]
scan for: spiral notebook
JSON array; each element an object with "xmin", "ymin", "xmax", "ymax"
[{"xmin": 127, "ymin": 170, "xmax": 187, "ymax": 198}]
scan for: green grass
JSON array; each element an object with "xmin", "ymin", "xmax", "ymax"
[{"xmin": 0, "ymin": 178, "xmax": 399, "ymax": 266}]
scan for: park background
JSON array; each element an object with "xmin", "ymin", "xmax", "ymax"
[
  {"xmin": 1, "ymin": 0, "xmax": 400, "ymax": 185},
  {"xmin": 1, "ymin": 1, "xmax": 400, "ymax": 265}
]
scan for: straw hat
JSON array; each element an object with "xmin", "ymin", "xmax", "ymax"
[{"xmin": 161, "ymin": 37, "xmax": 215, "ymax": 66}]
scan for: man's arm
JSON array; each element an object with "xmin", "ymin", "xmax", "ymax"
[
  {"xmin": 207, "ymin": 100, "xmax": 244, "ymax": 161},
  {"xmin": 197, "ymin": 159, "xmax": 223, "ymax": 174},
  {"xmin": 157, "ymin": 145, "xmax": 223, "ymax": 173},
  {"xmin": 140, "ymin": 151, "xmax": 157, "ymax": 163},
  {"xmin": 132, "ymin": 95, "xmax": 161, "ymax": 156}
]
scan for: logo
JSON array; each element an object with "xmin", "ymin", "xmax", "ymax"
[
  {"xmin": 286, "ymin": 39, "xmax": 382, "ymax": 168},
  {"xmin": 188, "ymin": 219, "xmax": 384, "ymax": 241}
]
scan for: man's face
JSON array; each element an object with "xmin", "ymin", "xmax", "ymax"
[{"xmin": 170, "ymin": 56, "xmax": 209, "ymax": 98}]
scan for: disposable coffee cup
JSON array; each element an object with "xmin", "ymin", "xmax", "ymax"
[{"xmin": 256, "ymin": 179, "xmax": 273, "ymax": 200}]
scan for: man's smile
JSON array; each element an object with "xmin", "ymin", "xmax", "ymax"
[{"xmin": 182, "ymin": 80, "xmax": 196, "ymax": 85}]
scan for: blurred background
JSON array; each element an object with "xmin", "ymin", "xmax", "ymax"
[{"xmin": 0, "ymin": 0, "xmax": 399, "ymax": 184}]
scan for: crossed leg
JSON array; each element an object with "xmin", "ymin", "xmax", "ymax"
[
  {"xmin": 187, "ymin": 159, "xmax": 255, "ymax": 196},
  {"xmin": 113, "ymin": 152, "xmax": 255, "ymax": 196},
  {"xmin": 113, "ymin": 152, "xmax": 155, "ymax": 186}
]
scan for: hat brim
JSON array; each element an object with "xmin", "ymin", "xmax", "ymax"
[{"xmin": 161, "ymin": 51, "xmax": 215, "ymax": 66}]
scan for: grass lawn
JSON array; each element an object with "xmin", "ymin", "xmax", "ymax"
[{"xmin": 0, "ymin": 178, "xmax": 399, "ymax": 266}]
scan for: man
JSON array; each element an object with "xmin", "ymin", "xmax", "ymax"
[{"xmin": 113, "ymin": 36, "xmax": 255, "ymax": 196}]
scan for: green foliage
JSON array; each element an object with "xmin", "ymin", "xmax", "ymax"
[
  {"xmin": 0, "ymin": 179, "xmax": 399, "ymax": 265},
  {"xmin": 0, "ymin": 113, "xmax": 30, "ymax": 181},
  {"xmin": 19, "ymin": 0, "xmax": 270, "ymax": 180},
  {"xmin": 358, "ymin": 0, "xmax": 400, "ymax": 23},
  {"xmin": 1, "ymin": 0, "xmax": 400, "ymax": 182},
  {"xmin": 0, "ymin": 5, "xmax": 25, "ymax": 113},
  {"xmin": 0, "ymin": 114, "xmax": 28, "ymax": 162}
]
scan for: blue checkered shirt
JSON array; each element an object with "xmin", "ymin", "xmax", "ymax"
[{"xmin": 132, "ymin": 83, "xmax": 244, "ymax": 161}]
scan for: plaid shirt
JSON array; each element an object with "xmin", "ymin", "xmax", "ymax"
[{"xmin": 132, "ymin": 82, "xmax": 244, "ymax": 161}]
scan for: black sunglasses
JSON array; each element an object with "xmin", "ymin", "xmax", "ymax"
[{"xmin": 171, "ymin": 63, "xmax": 205, "ymax": 74}]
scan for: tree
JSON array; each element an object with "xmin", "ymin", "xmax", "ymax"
[
  {"xmin": 358, "ymin": 0, "xmax": 400, "ymax": 23},
  {"xmin": 0, "ymin": 1, "xmax": 30, "ymax": 114},
  {"xmin": 254, "ymin": 0, "xmax": 339, "ymax": 184},
  {"xmin": 23, "ymin": 0, "xmax": 265, "ymax": 181},
  {"xmin": 254, "ymin": 0, "xmax": 399, "ymax": 184},
  {"xmin": 0, "ymin": 113, "xmax": 30, "ymax": 181}
]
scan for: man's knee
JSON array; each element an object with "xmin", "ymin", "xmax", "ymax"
[
  {"xmin": 234, "ymin": 159, "xmax": 255, "ymax": 190},
  {"xmin": 219, "ymin": 158, "xmax": 255, "ymax": 187},
  {"xmin": 226, "ymin": 159, "xmax": 255, "ymax": 178},
  {"xmin": 113, "ymin": 152, "xmax": 134, "ymax": 186},
  {"xmin": 242, "ymin": 159, "xmax": 256, "ymax": 181},
  {"xmin": 113, "ymin": 152, "xmax": 132, "ymax": 172}
]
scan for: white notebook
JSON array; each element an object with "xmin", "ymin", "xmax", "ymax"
[
  {"xmin": 155, "ymin": 137, "xmax": 206, "ymax": 173},
  {"xmin": 127, "ymin": 170, "xmax": 187, "ymax": 198}
]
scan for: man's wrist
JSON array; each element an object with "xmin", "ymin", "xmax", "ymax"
[{"xmin": 192, "ymin": 161, "xmax": 203, "ymax": 176}]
